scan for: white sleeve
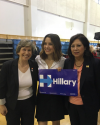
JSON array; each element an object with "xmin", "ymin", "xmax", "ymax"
[
  {"xmin": 0, "ymin": 98, "xmax": 6, "ymax": 105},
  {"xmin": 35, "ymin": 55, "xmax": 39, "ymax": 63}
]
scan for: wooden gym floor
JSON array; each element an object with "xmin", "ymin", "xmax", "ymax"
[
  {"xmin": 1, "ymin": 112, "xmax": 100, "ymax": 125},
  {"xmin": 0, "ymin": 114, "xmax": 70, "ymax": 125},
  {"xmin": 0, "ymin": 112, "xmax": 100, "ymax": 125}
]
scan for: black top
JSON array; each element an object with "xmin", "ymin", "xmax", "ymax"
[
  {"xmin": 63, "ymin": 57, "xmax": 100, "ymax": 114},
  {"xmin": 0, "ymin": 58, "xmax": 38, "ymax": 110}
]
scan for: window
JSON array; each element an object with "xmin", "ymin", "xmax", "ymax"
[
  {"xmin": 93, "ymin": 0, "xmax": 100, "ymax": 4},
  {"xmin": 94, "ymin": 0, "xmax": 100, "ymax": 4}
]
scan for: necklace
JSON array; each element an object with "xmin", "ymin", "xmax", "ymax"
[{"xmin": 75, "ymin": 62, "xmax": 83, "ymax": 67}]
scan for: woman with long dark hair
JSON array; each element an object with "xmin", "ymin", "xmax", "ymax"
[{"xmin": 35, "ymin": 34, "xmax": 66, "ymax": 125}]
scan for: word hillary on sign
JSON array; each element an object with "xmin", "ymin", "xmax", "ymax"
[
  {"xmin": 53, "ymin": 78, "xmax": 76, "ymax": 86},
  {"xmin": 39, "ymin": 69, "xmax": 78, "ymax": 96},
  {"xmin": 40, "ymin": 75, "xmax": 76, "ymax": 87}
]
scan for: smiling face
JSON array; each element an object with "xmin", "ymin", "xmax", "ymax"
[
  {"xmin": 18, "ymin": 46, "xmax": 32, "ymax": 61},
  {"xmin": 71, "ymin": 39, "xmax": 86, "ymax": 59},
  {"xmin": 43, "ymin": 37, "xmax": 55, "ymax": 56}
]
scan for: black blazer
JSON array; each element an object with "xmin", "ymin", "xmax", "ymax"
[
  {"xmin": 64, "ymin": 57, "xmax": 100, "ymax": 114},
  {"xmin": 0, "ymin": 58, "xmax": 38, "ymax": 110}
]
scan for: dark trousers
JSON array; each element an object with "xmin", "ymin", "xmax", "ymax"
[
  {"xmin": 5, "ymin": 96, "xmax": 35, "ymax": 125},
  {"xmin": 68, "ymin": 103, "xmax": 98, "ymax": 125}
]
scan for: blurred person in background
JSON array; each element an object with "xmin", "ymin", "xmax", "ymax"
[
  {"xmin": 90, "ymin": 45, "xmax": 97, "ymax": 57},
  {"xmin": 30, "ymin": 41, "xmax": 40, "ymax": 60}
]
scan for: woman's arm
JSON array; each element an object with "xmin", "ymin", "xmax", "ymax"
[
  {"xmin": 0, "ymin": 105, "xmax": 8, "ymax": 116},
  {"xmin": 0, "ymin": 62, "xmax": 8, "ymax": 115},
  {"xmin": 0, "ymin": 62, "xmax": 8, "ymax": 104}
]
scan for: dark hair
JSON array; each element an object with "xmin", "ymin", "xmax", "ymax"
[
  {"xmin": 68, "ymin": 33, "xmax": 93, "ymax": 59},
  {"xmin": 40, "ymin": 34, "xmax": 62, "ymax": 61},
  {"xmin": 97, "ymin": 43, "xmax": 100, "ymax": 47}
]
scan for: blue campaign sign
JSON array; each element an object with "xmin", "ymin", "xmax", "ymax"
[{"xmin": 39, "ymin": 69, "xmax": 78, "ymax": 96}]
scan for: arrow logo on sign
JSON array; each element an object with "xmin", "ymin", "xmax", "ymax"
[{"xmin": 40, "ymin": 76, "xmax": 53, "ymax": 87}]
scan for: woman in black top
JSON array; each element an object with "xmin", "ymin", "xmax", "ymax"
[
  {"xmin": 64, "ymin": 34, "xmax": 100, "ymax": 125},
  {"xmin": 0, "ymin": 40, "xmax": 38, "ymax": 125}
]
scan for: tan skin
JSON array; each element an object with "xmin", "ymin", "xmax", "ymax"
[
  {"xmin": 58, "ymin": 39, "xmax": 85, "ymax": 70},
  {"xmin": 39, "ymin": 121, "xmax": 60, "ymax": 125},
  {"xmin": 18, "ymin": 46, "xmax": 32, "ymax": 72},
  {"xmin": 0, "ymin": 105, "xmax": 8, "ymax": 116},
  {"xmin": 0, "ymin": 46, "xmax": 32, "ymax": 116},
  {"xmin": 71, "ymin": 39, "xmax": 86, "ymax": 69},
  {"xmin": 44, "ymin": 37, "xmax": 55, "ymax": 69},
  {"xmin": 38, "ymin": 37, "xmax": 60, "ymax": 125},
  {"xmin": 45, "ymin": 56, "xmax": 54, "ymax": 69}
]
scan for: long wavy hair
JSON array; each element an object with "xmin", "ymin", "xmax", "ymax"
[{"xmin": 40, "ymin": 34, "xmax": 62, "ymax": 61}]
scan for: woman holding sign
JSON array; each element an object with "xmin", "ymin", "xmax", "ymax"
[
  {"xmin": 35, "ymin": 34, "xmax": 66, "ymax": 125},
  {"xmin": 64, "ymin": 34, "xmax": 100, "ymax": 125}
]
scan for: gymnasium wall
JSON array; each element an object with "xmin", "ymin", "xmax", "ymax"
[
  {"xmin": 0, "ymin": 0, "xmax": 100, "ymax": 41},
  {"xmin": 0, "ymin": 0, "xmax": 25, "ymax": 35}
]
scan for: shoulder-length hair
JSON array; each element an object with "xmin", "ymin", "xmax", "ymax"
[
  {"xmin": 40, "ymin": 34, "xmax": 62, "ymax": 61},
  {"xmin": 68, "ymin": 33, "xmax": 93, "ymax": 59}
]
